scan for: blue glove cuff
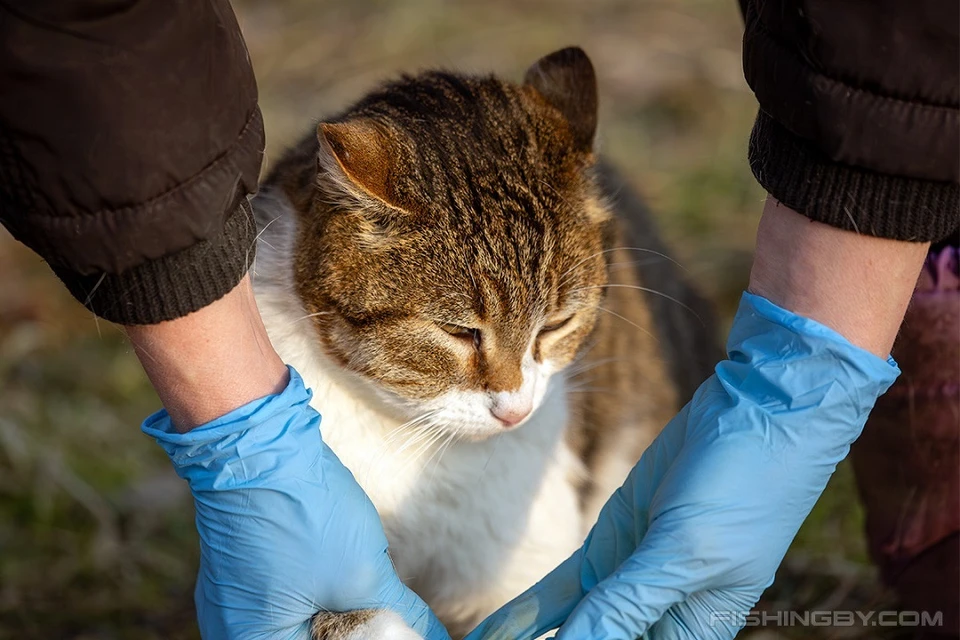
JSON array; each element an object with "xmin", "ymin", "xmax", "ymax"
[
  {"xmin": 141, "ymin": 366, "xmax": 323, "ymax": 491},
  {"xmin": 738, "ymin": 292, "xmax": 897, "ymax": 371},
  {"xmin": 713, "ymin": 292, "xmax": 900, "ymax": 443}
]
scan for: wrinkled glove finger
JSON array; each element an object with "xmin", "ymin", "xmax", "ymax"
[
  {"xmin": 647, "ymin": 589, "xmax": 758, "ymax": 640},
  {"xmin": 463, "ymin": 550, "xmax": 586, "ymax": 640},
  {"xmin": 554, "ymin": 534, "xmax": 692, "ymax": 640},
  {"xmin": 464, "ymin": 404, "xmax": 699, "ymax": 640}
]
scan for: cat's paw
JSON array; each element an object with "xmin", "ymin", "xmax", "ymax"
[{"xmin": 311, "ymin": 609, "xmax": 424, "ymax": 640}]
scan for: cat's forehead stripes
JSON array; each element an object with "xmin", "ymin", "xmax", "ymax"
[
  {"xmin": 347, "ymin": 73, "xmax": 569, "ymax": 207},
  {"xmin": 284, "ymin": 50, "xmax": 608, "ymax": 403}
]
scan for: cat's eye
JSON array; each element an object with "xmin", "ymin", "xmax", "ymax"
[
  {"xmin": 539, "ymin": 315, "xmax": 574, "ymax": 335},
  {"xmin": 438, "ymin": 322, "xmax": 482, "ymax": 348}
]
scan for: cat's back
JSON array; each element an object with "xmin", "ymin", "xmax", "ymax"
[{"xmin": 598, "ymin": 161, "xmax": 721, "ymax": 402}]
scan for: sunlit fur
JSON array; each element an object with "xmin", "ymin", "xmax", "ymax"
[
  {"xmin": 252, "ymin": 48, "xmax": 719, "ymax": 639},
  {"xmin": 274, "ymin": 67, "xmax": 609, "ymax": 440}
]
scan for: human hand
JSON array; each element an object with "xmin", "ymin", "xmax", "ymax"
[
  {"xmin": 143, "ymin": 366, "xmax": 449, "ymax": 640},
  {"xmin": 465, "ymin": 292, "xmax": 899, "ymax": 640}
]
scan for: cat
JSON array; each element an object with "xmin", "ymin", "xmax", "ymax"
[{"xmin": 251, "ymin": 47, "xmax": 720, "ymax": 640}]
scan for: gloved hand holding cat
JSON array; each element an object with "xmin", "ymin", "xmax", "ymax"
[
  {"xmin": 464, "ymin": 292, "xmax": 899, "ymax": 639},
  {"xmin": 143, "ymin": 368, "xmax": 450, "ymax": 640},
  {"xmin": 143, "ymin": 290, "xmax": 898, "ymax": 640}
]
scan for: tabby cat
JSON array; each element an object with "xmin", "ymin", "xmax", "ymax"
[{"xmin": 251, "ymin": 47, "xmax": 719, "ymax": 640}]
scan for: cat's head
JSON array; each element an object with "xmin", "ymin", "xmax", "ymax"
[{"xmin": 292, "ymin": 47, "xmax": 610, "ymax": 439}]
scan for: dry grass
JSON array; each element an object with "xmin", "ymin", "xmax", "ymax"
[{"xmin": 0, "ymin": 1, "xmax": 902, "ymax": 638}]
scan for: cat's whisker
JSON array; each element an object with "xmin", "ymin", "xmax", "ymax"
[
  {"xmin": 556, "ymin": 248, "xmax": 610, "ymax": 287},
  {"xmin": 477, "ymin": 432, "xmax": 504, "ymax": 486},
  {"xmin": 390, "ymin": 420, "xmax": 442, "ymax": 457},
  {"xmin": 564, "ymin": 377, "xmax": 601, "ymax": 392},
  {"xmin": 606, "ymin": 257, "xmax": 672, "ymax": 272},
  {"xmin": 566, "ymin": 387, "xmax": 617, "ymax": 394},
  {"xmin": 367, "ymin": 423, "xmax": 442, "ymax": 483},
  {"xmin": 373, "ymin": 428, "xmax": 434, "ymax": 469},
  {"xmin": 425, "ymin": 430, "xmax": 459, "ymax": 485},
  {"xmin": 561, "ymin": 335, "xmax": 602, "ymax": 375},
  {"xmin": 393, "ymin": 417, "xmax": 444, "ymax": 457},
  {"xmin": 557, "ymin": 246, "xmax": 686, "ymax": 288},
  {"xmin": 251, "ymin": 213, "xmax": 283, "ymax": 253},
  {"xmin": 538, "ymin": 178, "xmax": 576, "ymax": 211},
  {"xmin": 569, "ymin": 284, "xmax": 704, "ymax": 326},
  {"xmin": 593, "ymin": 305, "xmax": 656, "ymax": 340},
  {"xmin": 563, "ymin": 356, "xmax": 630, "ymax": 379},
  {"xmin": 436, "ymin": 430, "xmax": 460, "ymax": 463},
  {"xmin": 383, "ymin": 410, "xmax": 439, "ymax": 441},
  {"xmin": 364, "ymin": 412, "xmax": 441, "ymax": 474},
  {"xmin": 557, "ymin": 347, "xmax": 600, "ymax": 387},
  {"xmin": 388, "ymin": 426, "xmax": 441, "ymax": 461},
  {"xmin": 396, "ymin": 423, "xmax": 449, "ymax": 476},
  {"xmin": 380, "ymin": 423, "xmax": 428, "ymax": 449},
  {"xmin": 256, "ymin": 237, "xmax": 278, "ymax": 252},
  {"xmin": 466, "ymin": 265, "xmax": 480, "ymax": 299},
  {"xmin": 279, "ymin": 310, "xmax": 335, "ymax": 330}
]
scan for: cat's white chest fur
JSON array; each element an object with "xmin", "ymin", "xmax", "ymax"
[
  {"xmin": 295, "ymin": 350, "xmax": 583, "ymax": 624},
  {"xmin": 252, "ymin": 190, "xmax": 586, "ymax": 631}
]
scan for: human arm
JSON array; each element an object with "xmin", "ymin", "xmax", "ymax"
[
  {"xmin": 0, "ymin": 0, "xmax": 288, "ymax": 428},
  {"xmin": 748, "ymin": 199, "xmax": 929, "ymax": 359},
  {"xmin": 124, "ymin": 274, "xmax": 289, "ymax": 431},
  {"xmin": 464, "ymin": 198, "xmax": 926, "ymax": 640},
  {"xmin": 465, "ymin": 1, "xmax": 957, "ymax": 638},
  {"xmin": 126, "ymin": 275, "xmax": 448, "ymax": 638},
  {"xmin": 739, "ymin": 0, "xmax": 958, "ymax": 241},
  {"xmin": 0, "ymin": 2, "xmax": 447, "ymax": 637},
  {"xmin": 0, "ymin": 0, "xmax": 263, "ymax": 325}
]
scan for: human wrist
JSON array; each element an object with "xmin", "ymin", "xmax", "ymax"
[
  {"xmin": 126, "ymin": 274, "xmax": 288, "ymax": 432},
  {"xmin": 729, "ymin": 292, "xmax": 900, "ymax": 415},
  {"xmin": 748, "ymin": 197, "xmax": 929, "ymax": 358},
  {"xmin": 142, "ymin": 366, "xmax": 319, "ymax": 489}
]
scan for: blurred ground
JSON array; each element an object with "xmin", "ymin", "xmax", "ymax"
[{"xmin": 0, "ymin": 1, "xmax": 907, "ymax": 638}]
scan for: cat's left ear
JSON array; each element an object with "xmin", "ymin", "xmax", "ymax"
[
  {"xmin": 524, "ymin": 47, "xmax": 598, "ymax": 152},
  {"xmin": 317, "ymin": 119, "xmax": 411, "ymax": 212}
]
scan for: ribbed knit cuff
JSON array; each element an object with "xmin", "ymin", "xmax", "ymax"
[
  {"xmin": 749, "ymin": 110, "xmax": 960, "ymax": 242},
  {"xmin": 52, "ymin": 199, "xmax": 256, "ymax": 325}
]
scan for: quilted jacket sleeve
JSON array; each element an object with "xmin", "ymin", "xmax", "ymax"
[{"xmin": 0, "ymin": 0, "xmax": 264, "ymax": 324}]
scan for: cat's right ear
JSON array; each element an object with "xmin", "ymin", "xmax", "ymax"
[
  {"xmin": 317, "ymin": 120, "xmax": 410, "ymax": 212},
  {"xmin": 524, "ymin": 47, "xmax": 598, "ymax": 152}
]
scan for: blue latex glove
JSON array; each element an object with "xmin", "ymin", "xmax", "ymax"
[
  {"xmin": 465, "ymin": 292, "xmax": 899, "ymax": 640},
  {"xmin": 143, "ymin": 366, "xmax": 449, "ymax": 640}
]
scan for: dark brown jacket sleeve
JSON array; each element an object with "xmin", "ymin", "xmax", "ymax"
[
  {"xmin": 0, "ymin": 0, "xmax": 264, "ymax": 324},
  {"xmin": 740, "ymin": 0, "xmax": 959, "ymax": 242}
]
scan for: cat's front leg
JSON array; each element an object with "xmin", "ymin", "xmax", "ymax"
[{"xmin": 311, "ymin": 610, "xmax": 423, "ymax": 640}]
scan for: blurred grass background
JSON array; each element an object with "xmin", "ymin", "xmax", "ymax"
[{"xmin": 0, "ymin": 0, "xmax": 905, "ymax": 638}]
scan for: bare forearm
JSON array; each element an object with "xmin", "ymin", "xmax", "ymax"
[
  {"xmin": 748, "ymin": 197, "xmax": 930, "ymax": 358},
  {"xmin": 125, "ymin": 275, "xmax": 288, "ymax": 432}
]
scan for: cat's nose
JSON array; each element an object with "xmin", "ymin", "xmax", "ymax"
[{"xmin": 490, "ymin": 400, "xmax": 532, "ymax": 427}]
